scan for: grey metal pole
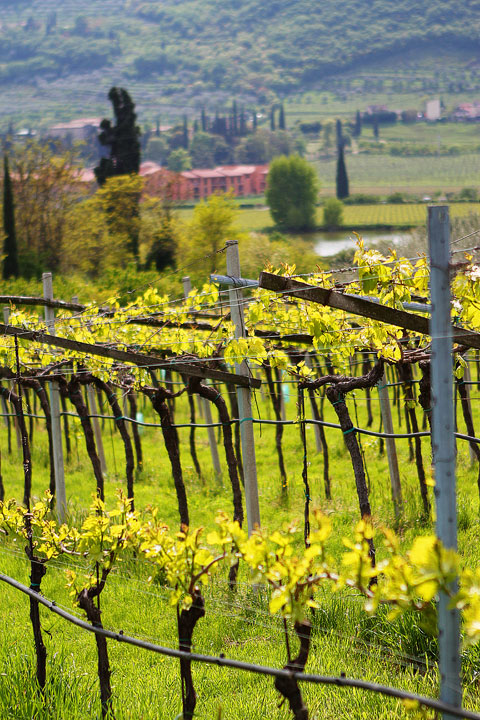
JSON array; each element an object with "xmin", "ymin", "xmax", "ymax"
[
  {"xmin": 226, "ymin": 240, "xmax": 261, "ymax": 533},
  {"xmin": 202, "ymin": 388, "xmax": 223, "ymax": 482},
  {"xmin": 42, "ymin": 273, "xmax": 67, "ymax": 523},
  {"xmin": 377, "ymin": 381, "xmax": 402, "ymax": 520},
  {"xmin": 87, "ymin": 385, "xmax": 107, "ymax": 476},
  {"xmin": 3, "ymin": 307, "xmax": 21, "ymax": 450},
  {"xmin": 428, "ymin": 206, "xmax": 461, "ymax": 718},
  {"xmin": 305, "ymin": 352, "xmax": 322, "ymax": 453}
]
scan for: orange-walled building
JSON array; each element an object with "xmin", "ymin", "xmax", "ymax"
[
  {"xmin": 143, "ymin": 164, "xmax": 268, "ymax": 201},
  {"xmin": 175, "ymin": 164, "xmax": 269, "ymax": 200},
  {"xmin": 78, "ymin": 163, "xmax": 269, "ymax": 201}
]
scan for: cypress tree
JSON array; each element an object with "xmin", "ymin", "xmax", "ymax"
[
  {"xmin": 253, "ymin": 110, "xmax": 257, "ymax": 131},
  {"xmin": 270, "ymin": 107, "xmax": 276, "ymax": 131},
  {"xmin": 278, "ymin": 103, "xmax": 286, "ymax": 130},
  {"xmin": 336, "ymin": 144, "xmax": 349, "ymax": 200},
  {"xmin": 3, "ymin": 155, "xmax": 19, "ymax": 279},
  {"xmin": 373, "ymin": 116, "xmax": 379, "ymax": 139},
  {"xmin": 239, "ymin": 108, "xmax": 246, "ymax": 136},
  {"xmin": 156, "ymin": 117, "xmax": 160, "ymax": 136},
  {"xmin": 201, "ymin": 108, "xmax": 207, "ymax": 132},
  {"xmin": 336, "ymin": 119, "xmax": 343, "ymax": 148},
  {"xmin": 354, "ymin": 110, "xmax": 362, "ymax": 137},
  {"xmin": 182, "ymin": 115, "xmax": 189, "ymax": 149},
  {"xmin": 232, "ymin": 100, "xmax": 238, "ymax": 135},
  {"xmin": 94, "ymin": 87, "xmax": 141, "ymax": 186}
]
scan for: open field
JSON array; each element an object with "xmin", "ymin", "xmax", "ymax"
[
  {"xmin": 313, "ymin": 154, "xmax": 480, "ymax": 194},
  {"xmin": 178, "ymin": 203, "xmax": 480, "ymax": 232},
  {"xmin": 2, "ymin": 359, "xmax": 480, "ymax": 718}
]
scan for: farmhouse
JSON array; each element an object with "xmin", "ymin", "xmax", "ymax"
[{"xmin": 174, "ymin": 164, "xmax": 268, "ymax": 200}]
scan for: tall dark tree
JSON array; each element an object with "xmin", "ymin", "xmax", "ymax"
[
  {"xmin": 278, "ymin": 104, "xmax": 286, "ymax": 130},
  {"xmin": 253, "ymin": 110, "xmax": 258, "ymax": 131},
  {"xmin": 182, "ymin": 115, "xmax": 189, "ymax": 149},
  {"xmin": 94, "ymin": 87, "xmax": 141, "ymax": 187},
  {"xmin": 336, "ymin": 144, "xmax": 349, "ymax": 200},
  {"xmin": 373, "ymin": 117, "xmax": 379, "ymax": 140},
  {"xmin": 193, "ymin": 119, "xmax": 199, "ymax": 134},
  {"xmin": 201, "ymin": 108, "xmax": 207, "ymax": 132},
  {"xmin": 232, "ymin": 100, "xmax": 238, "ymax": 135},
  {"xmin": 336, "ymin": 119, "xmax": 343, "ymax": 149},
  {"xmin": 354, "ymin": 110, "xmax": 362, "ymax": 137},
  {"xmin": 155, "ymin": 117, "xmax": 160, "ymax": 136},
  {"xmin": 270, "ymin": 107, "xmax": 276, "ymax": 131},
  {"xmin": 239, "ymin": 108, "xmax": 246, "ymax": 136},
  {"xmin": 3, "ymin": 155, "xmax": 18, "ymax": 279}
]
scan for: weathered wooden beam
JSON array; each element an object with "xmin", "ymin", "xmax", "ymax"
[
  {"xmin": 0, "ymin": 323, "xmax": 261, "ymax": 388},
  {"xmin": 258, "ymin": 272, "xmax": 480, "ymax": 351}
]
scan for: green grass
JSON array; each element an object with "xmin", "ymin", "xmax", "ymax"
[
  {"xmin": 2, "ymin": 369, "xmax": 480, "ymax": 717},
  {"xmin": 178, "ymin": 202, "xmax": 480, "ymax": 233}
]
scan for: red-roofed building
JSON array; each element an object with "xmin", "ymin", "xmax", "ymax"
[
  {"xmin": 75, "ymin": 162, "xmax": 269, "ymax": 201},
  {"xmin": 175, "ymin": 164, "xmax": 268, "ymax": 200}
]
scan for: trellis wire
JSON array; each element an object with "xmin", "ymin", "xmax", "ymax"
[{"xmin": 1, "ymin": 573, "xmax": 479, "ymax": 720}]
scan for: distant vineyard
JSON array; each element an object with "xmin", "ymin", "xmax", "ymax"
[
  {"xmin": 177, "ymin": 202, "xmax": 480, "ymax": 232},
  {"xmin": 340, "ymin": 202, "xmax": 480, "ymax": 227}
]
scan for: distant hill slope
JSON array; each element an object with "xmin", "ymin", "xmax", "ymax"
[{"xmin": 0, "ymin": 0, "xmax": 479, "ymax": 123}]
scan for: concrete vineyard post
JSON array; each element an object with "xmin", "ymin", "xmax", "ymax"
[
  {"xmin": 42, "ymin": 273, "xmax": 67, "ymax": 523},
  {"xmin": 87, "ymin": 385, "xmax": 107, "ymax": 476},
  {"xmin": 428, "ymin": 206, "xmax": 461, "ymax": 718},
  {"xmin": 202, "ymin": 383, "xmax": 223, "ymax": 482},
  {"xmin": 305, "ymin": 352, "xmax": 322, "ymax": 453},
  {"xmin": 182, "ymin": 276, "xmax": 219, "ymax": 472},
  {"xmin": 3, "ymin": 306, "xmax": 21, "ymax": 450},
  {"xmin": 464, "ymin": 363, "xmax": 476, "ymax": 464},
  {"xmin": 376, "ymin": 380, "xmax": 402, "ymax": 519},
  {"xmin": 226, "ymin": 240, "xmax": 261, "ymax": 533}
]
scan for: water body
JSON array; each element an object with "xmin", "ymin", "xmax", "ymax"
[{"xmin": 313, "ymin": 230, "xmax": 413, "ymax": 257}]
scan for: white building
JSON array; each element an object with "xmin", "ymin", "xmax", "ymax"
[
  {"xmin": 425, "ymin": 99, "xmax": 441, "ymax": 122},
  {"xmin": 48, "ymin": 117, "xmax": 102, "ymax": 141}
]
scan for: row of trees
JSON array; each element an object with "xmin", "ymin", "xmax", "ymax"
[{"xmin": 144, "ymin": 102, "xmax": 303, "ymax": 171}]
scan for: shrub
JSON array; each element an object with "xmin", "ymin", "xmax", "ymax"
[{"xmin": 323, "ymin": 198, "xmax": 344, "ymax": 228}]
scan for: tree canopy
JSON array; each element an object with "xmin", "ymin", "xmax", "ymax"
[
  {"xmin": 94, "ymin": 87, "xmax": 141, "ymax": 187},
  {"xmin": 266, "ymin": 155, "xmax": 319, "ymax": 231}
]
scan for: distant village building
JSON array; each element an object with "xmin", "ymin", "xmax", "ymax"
[
  {"xmin": 451, "ymin": 102, "xmax": 480, "ymax": 121},
  {"xmin": 78, "ymin": 162, "xmax": 269, "ymax": 200},
  {"xmin": 175, "ymin": 165, "xmax": 268, "ymax": 200},
  {"xmin": 425, "ymin": 99, "xmax": 441, "ymax": 121},
  {"xmin": 48, "ymin": 117, "xmax": 102, "ymax": 141}
]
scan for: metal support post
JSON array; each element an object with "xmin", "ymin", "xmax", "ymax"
[
  {"xmin": 202, "ymin": 391, "xmax": 223, "ymax": 482},
  {"xmin": 305, "ymin": 352, "xmax": 322, "ymax": 453},
  {"xmin": 182, "ymin": 276, "xmax": 204, "ymax": 419},
  {"xmin": 226, "ymin": 240, "xmax": 261, "ymax": 533},
  {"xmin": 42, "ymin": 273, "xmax": 67, "ymax": 522},
  {"xmin": 377, "ymin": 380, "xmax": 402, "ymax": 520},
  {"xmin": 3, "ymin": 307, "xmax": 21, "ymax": 450},
  {"xmin": 428, "ymin": 206, "xmax": 461, "ymax": 718},
  {"xmin": 87, "ymin": 385, "xmax": 107, "ymax": 476}
]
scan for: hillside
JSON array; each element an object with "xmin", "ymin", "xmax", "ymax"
[{"xmin": 0, "ymin": 0, "xmax": 479, "ymax": 126}]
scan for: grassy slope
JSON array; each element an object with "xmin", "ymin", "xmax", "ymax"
[
  {"xmin": 0, "ymin": 0, "xmax": 479, "ymax": 128},
  {"xmin": 2, "ymin": 376, "xmax": 480, "ymax": 717}
]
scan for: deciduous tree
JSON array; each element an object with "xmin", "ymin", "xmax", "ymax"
[{"xmin": 266, "ymin": 155, "xmax": 318, "ymax": 231}]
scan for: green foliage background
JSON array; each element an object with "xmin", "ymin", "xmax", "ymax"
[{"xmin": 0, "ymin": 0, "xmax": 478, "ymax": 127}]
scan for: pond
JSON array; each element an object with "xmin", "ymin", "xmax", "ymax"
[{"xmin": 313, "ymin": 230, "xmax": 414, "ymax": 257}]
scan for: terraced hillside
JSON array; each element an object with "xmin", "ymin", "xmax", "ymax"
[{"xmin": 1, "ymin": 0, "xmax": 480, "ymax": 127}]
